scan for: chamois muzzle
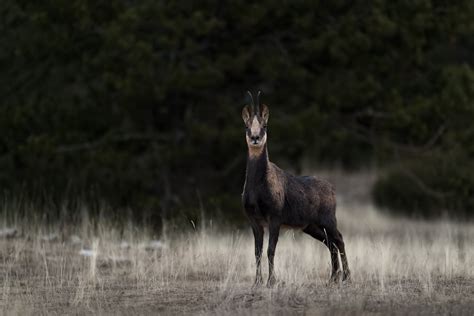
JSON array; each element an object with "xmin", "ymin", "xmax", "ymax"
[{"xmin": 250, "ymin": 135, "xmax": 260, "ymax": 145}]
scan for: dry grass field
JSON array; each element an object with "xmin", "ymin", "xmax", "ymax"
[{"xmin": 1, "ymin": 199, "xmax": 473, "ymax": 315}]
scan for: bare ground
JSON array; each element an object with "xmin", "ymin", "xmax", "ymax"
[{"xmin": 3, "ymin": 272, "xmax": 474, "ymax": 315}]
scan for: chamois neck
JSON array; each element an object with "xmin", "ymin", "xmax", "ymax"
[
  {"xmin": 245, "ymin": 144, "xmax": 269, "ymax": 184},
  {"xmin": 247, "ymin": 143, "xmax": 269, "ymax": 162}
]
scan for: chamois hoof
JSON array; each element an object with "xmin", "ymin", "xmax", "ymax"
[
  {"xmin": 342, "ymin": 272, "xmax": 352, "ymax": 284},
  {"xmin": 266, "ymin": 275, "xmax": 277, "ymax": 288},
  {"xmin": 253, "ymin": 277, "xmax": 264, "ymax": 288},
  {"xmin": 329, "ymin": 271, "xmax": 343, "ymax": 284}
]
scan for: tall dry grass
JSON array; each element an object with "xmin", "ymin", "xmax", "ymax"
[{"xmin": 1, "ymin": 200, "xmax": 473, "ymax": 314}]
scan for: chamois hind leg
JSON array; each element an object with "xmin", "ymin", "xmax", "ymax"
[
  {"xmin": 323, "ymin": 225, "xmax": 351, "ymax": 282},
  {"xmin": 303, "ymin": 224, "xmax": 340, "ymax": 282},
  {"xmin": 330, "ymin": 228, "xmax": 351, "ymax": 282}
]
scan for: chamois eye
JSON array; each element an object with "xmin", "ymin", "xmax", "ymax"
[{"xmin": 263, "ymin": 125, "xmax": 268, "ymax": 129}]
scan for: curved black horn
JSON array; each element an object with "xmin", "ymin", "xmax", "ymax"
[
  {"xmin": 247, "ymin": 90, "xmax": 255, "ymax": 113},
  {"xmin": 256, "ymin": 90, "xmax": 262, "ymax": 114}
]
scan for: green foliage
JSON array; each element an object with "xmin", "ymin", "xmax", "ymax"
[{"xmin": 1, "ymin": 0, "xmax": 474, "ymax": 219}]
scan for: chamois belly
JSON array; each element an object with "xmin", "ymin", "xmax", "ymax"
[
  {"xmin": 259, "ymin": 215, "xmax": 310, "ymax": 229},
  {"xmin": 259, "ymin": 197, "xmax": 319, "ymax": 228},
  {"xmin": 279, "ymin": 193, "xmax": 322, "ymax": 227},
  {"xmin": 244, "ymin": 180, "xmax": 329, "ymax": 229},
  {"xmin": 280, "ymin": 210, "xmax": 315, "ymax": 228}
]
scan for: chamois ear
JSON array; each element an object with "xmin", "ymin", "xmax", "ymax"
[
  {"xmin": 261, "ymin": 104, "xmax": 269, "ymax": 123},
  {"xmin": 242, "ymin": 105, "xmax": 251, "ymax": 123}
]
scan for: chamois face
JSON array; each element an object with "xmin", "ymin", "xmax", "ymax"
[{"xmin": 242, "ymin": 104, "xmax": 270, "ymax": 151}]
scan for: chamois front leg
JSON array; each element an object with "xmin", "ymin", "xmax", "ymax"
[
  {"xmin": 267, "ymin": 220, "xmax": 280, "ymax": 287},
  {"xmin": 251, "ymin": 223, "xmax": 264, "ymax": 286}
]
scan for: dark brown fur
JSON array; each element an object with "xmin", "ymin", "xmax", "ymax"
[{"xmin": 241, "ymin": 101, "xmax": 350, "ymax": 287}]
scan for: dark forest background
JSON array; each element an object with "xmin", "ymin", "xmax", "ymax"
[{"xmin": 1, "ymin": 1, "xmax": 474, "ymax": 224}]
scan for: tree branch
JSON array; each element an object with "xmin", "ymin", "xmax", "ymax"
[{"xmin": 56, "ymin": 133, "xmax": 166, "ymax": 153}]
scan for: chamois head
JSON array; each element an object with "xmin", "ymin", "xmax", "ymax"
[{"xmin": 242, "ymin": 91, "xmax": 270, "ymax": 154}]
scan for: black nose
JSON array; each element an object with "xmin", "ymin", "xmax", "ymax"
[{"xmin": 250, "ymin": 136, "xmax": 260, "ymax": 142}]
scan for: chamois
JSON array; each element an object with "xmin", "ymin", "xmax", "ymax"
[{"xmin": 241, "ymin": 91, "xmax": 351, "ymax": 287}]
